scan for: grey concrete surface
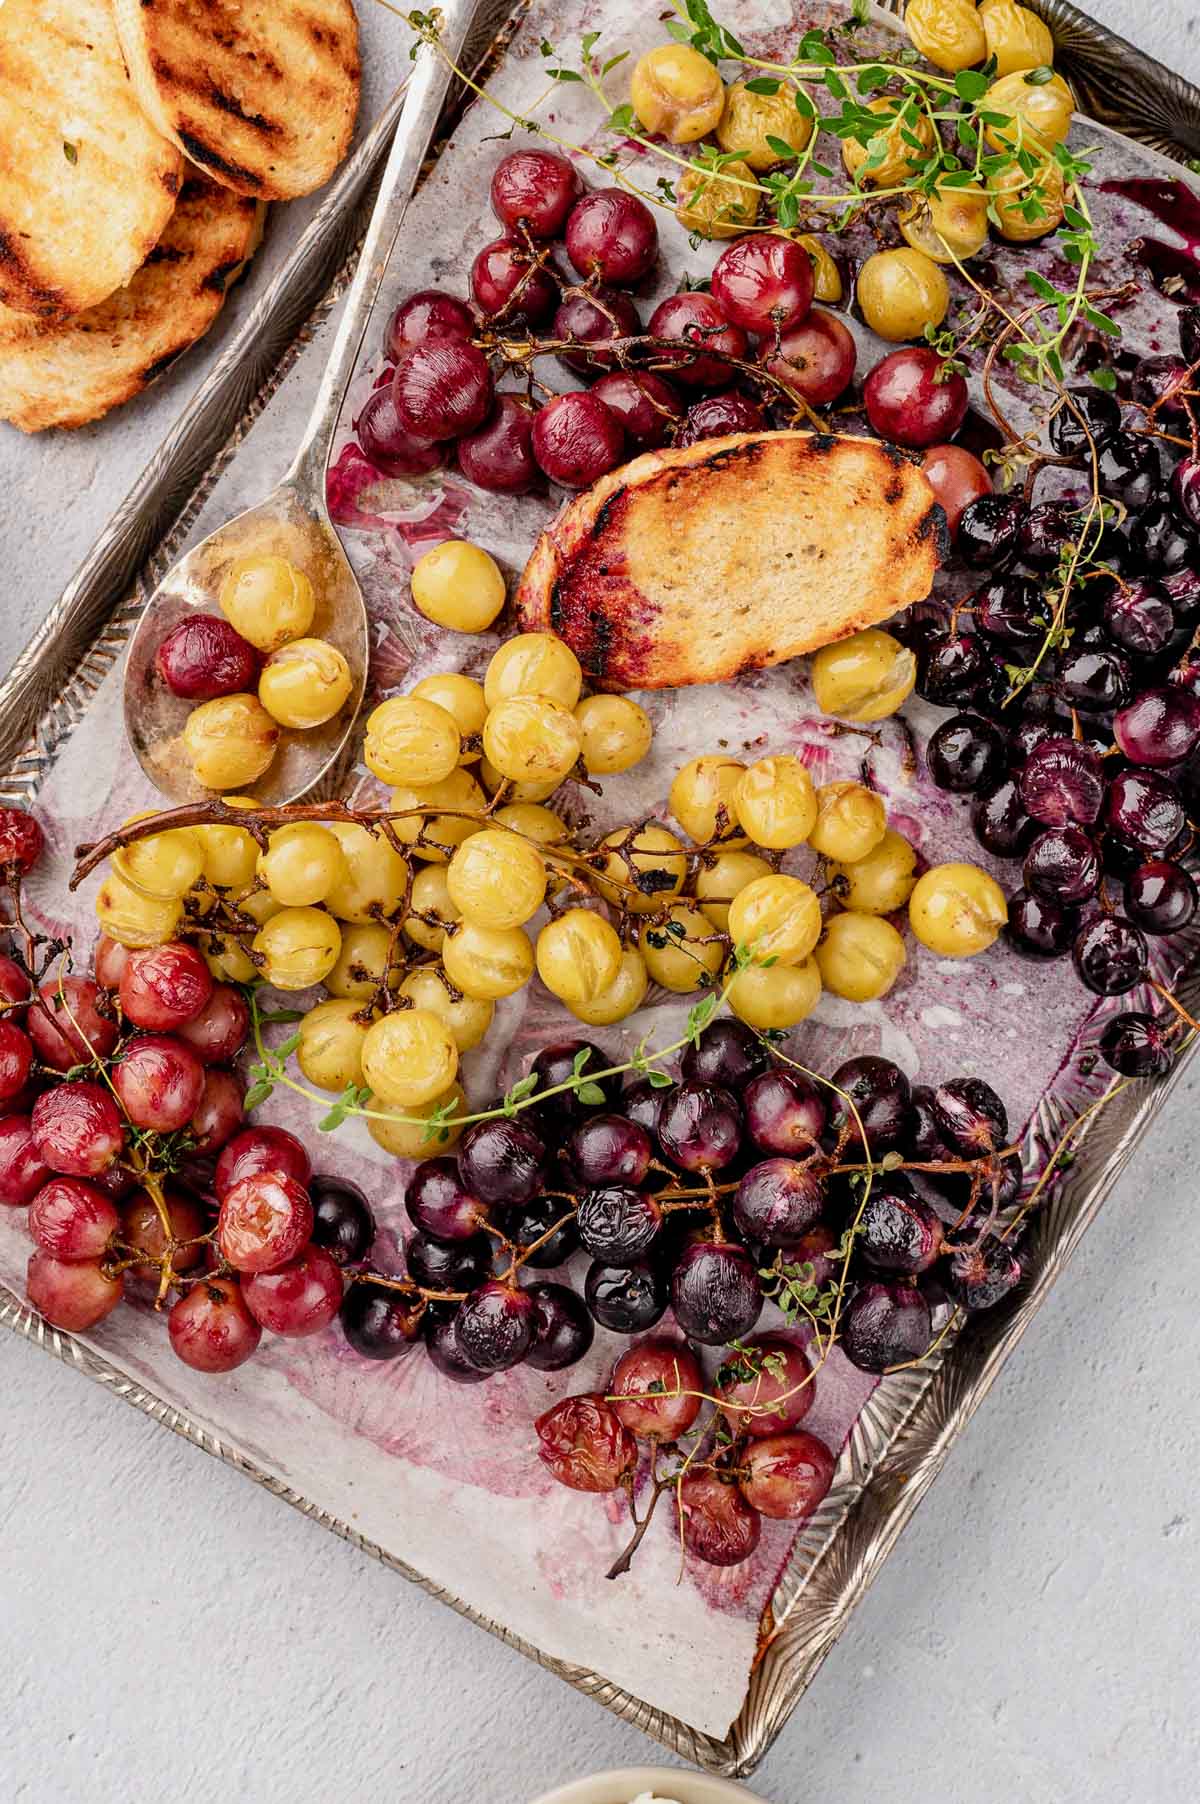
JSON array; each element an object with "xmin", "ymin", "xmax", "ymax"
[{"xmin": 1, "ymin": 4, "xmax": 1198, "ymax": 1801}]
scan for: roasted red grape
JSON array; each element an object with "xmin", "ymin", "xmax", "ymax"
[
  {"xmin": 175, "ymin": 982, "xmax": 249, "ymax": 1064},
  {"xmin": 31, "ymin": 1081, "xmax": 123, "ymax": 1177},
  {"xmin": 113, "ymin": 1034, "xmax": 206, "ymax": 1132},
  {"xmin": 29, "ymin": 1177, "xmax": 119, "ymax": 1262},
  {"xmin": 26, "ymin": 1248, "xmax": 123, "ymax": 1332},
  {"xmin": 739, "ymin": 1429, "xmax": 835, "ymax": 1521},
  {"xmin": 154, "ymin": 615, "xmax": 259, "ymax": 701},
  {"xmin": 711, "ymin": 233, "xmax": 814, "ymax": 335},
  {"xmin": 676, "ymin": 1469, "xmax": 761, "ymax": 1567},
  {"xmin": 119, "ymin": 942, "xmax": 213, "ymax": 1032},
  {"xmin": 243, "ymin": 1244, "xmax": 344, "ymax": 1337},
  {"xmin": 670, "ymin": 1241, "xmax": 762, "ymax": 1344},
  {"xmin": 657, "ymin": 1082, "xmax": 742, "ymax": 1172},
  {"xmin": 0, "ymin": 1114, "xmax": 49, "ymax": 1206},
  {"xmin": 531, "ymin": 390, "xmax": 625, "ymax": 488},
  {"xmin": 589, "ymin": 370, "xmax": 683, "ymax": 451},
  {"xmin": 717, "ymin": 1335, "xmax": 814, "ymax": 1438},
  {"xmin": 529, "ymin": 1038, "xmax": 616, "ymax": 1125},
  {"xmin": 535, "ymin": 1393, "xmax": 637, "ymax": 1492},
  {"xmin": 648, "ymin": 292, "xmax": 747, "ymax": 390},
  {"xmin": 0, "ymin": 807, "xmax": 44, "ymax": 874},
  {"xmin": 217, "ymin": 1171, "xmax": 313, "ymax": 1274},
  {"xmin": 0, "ymin": 951, "xmax": 30, "ymax": 1004},
  {"xmin": 216, "ymin": 1125, "xmax": 311, "ymax": 1200},
  {"xmin": 553, "ymin": 286, "xmax": 641, "ymax": 375},
  {"xmin": 490, "ymin": 149, "xmax": 580, "ymax": 238},
  {"xmin": 759, "ymin": 306, "xmax": 855, "ymax": 406},
  {"xmin": 0, "ymin": 1018, "xmax": 32, "ymax": 1102},
  {"xmin": 169, "ymin": 1278, "xmax": 262, "ymax": 1372},
  {"xmin": 678, "ymin": 391, "xmax": 766, "ymax": 443},
  {"xmin": 392, "ymin": 340, "xmax": 493, "ymax": 442},
  {"xmin": 28, "ymin": 976, "xmax": 119, "ymax": 1072},
  {"xmin": 384, "ymin": 289, "xmax": 475, "ymax": 357},
  {"xmin": 188, "ymin": 1068, "xmax": 245, "ymax": 1156},
  {"xmin": 565, "ymin": 188, "xmax": 658, "ymax": 285},
  {"xmin": 863, "ymin": 347, "xmax": 968, "ymax": 448},
  {"xmin": 733, "ymin": 1158, "xmax": 825, "ymax": 1247},
  {"xmin": 456, "ymin": 394, "xmax": 540, "ymax": 494},
  {"xmin": 920, "ymin": 444, "xmax": 991, "ymax": 539},
  {"xmin": 355, "ymin": 385, "xmax": 443, "ymax": 477},
  {"xmin": 610, "ymin": 1337, "xmax": 703, "ymax": 1440},
  {"xmin": 470, "ymin": 237, "xmax": 558, "ymax": 323}
]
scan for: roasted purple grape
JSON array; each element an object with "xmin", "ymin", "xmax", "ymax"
[
  {"xmin": 670, "ymin": 1242, "xmax": 763, "ymax": 1345},
  {"xmin": 840, "ymin": 1281, "xmax": 932, "ymax": 1373}
]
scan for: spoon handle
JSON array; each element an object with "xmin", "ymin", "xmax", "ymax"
[{"xmin": 288, "ymin": 0, "xmax": 475, "ymax": 495}]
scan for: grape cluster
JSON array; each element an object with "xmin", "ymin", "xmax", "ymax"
[{"xmin": 908, "ymin": 305, "xmax": 1200, "ymax": 1080}]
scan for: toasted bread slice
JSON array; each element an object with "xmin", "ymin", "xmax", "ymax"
[
  {"xmin": 0, "ymin": 0, "xmax": 184, "ymax": 318},
  {"xmin": 0, "ymin": 178, "xmax": 264, "ymax": 432},
  {"xmin": 515, "ymin": 432, "xmax": 946, "ymax": 690},
  {"xmin": 112, "ymin": 0, "xmax": 360, "ymax": 201}
]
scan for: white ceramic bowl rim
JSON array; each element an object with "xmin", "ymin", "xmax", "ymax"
[{"xmin": 529, "ymin": 1767, "xmax": 766, "ymax": 1804}]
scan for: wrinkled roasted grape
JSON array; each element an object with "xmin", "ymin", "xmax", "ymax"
[
  {"xmin": 743, "ymin": 1069, "xmax": 825, "ymax": 1155},
  {"xmin": 424, "ymin": 1308, "xmax": 488, "ymax": 1384},
  {"xmin": 1006, "ymin": 887, "xmax": 1079, "ymax": 958},
  {"xmin": 1018, "ymin": 501, "xmax": 1076, "ymax": 570},
  {"xmin": 119, "ymin": 1189, "xmax": 206, "ymax": 1280},
  {"xmin": 176, "ymin": 982, "xmax": 249, "ymax": 1065},
  {"xmin": 113, "ymin": 1034, "xmax": 205, "ymax": 1132},
  {"xmin": 406, "ymin": 1231, "xmax": 492, "ymax": 1293},
  {"xmin": 215, "ymin": 1125, "xmax": 311, "ymax": 1200},
  {"xmin": 1103, "ymin": 576, "xmax": 1175, "ymax": 655},
  {"xmin": 932, "ymin": 1077, "xmax": 1008, "ymax": 1155},
  {"xmin": 577, "ymin": 1185, "xmax": 662, "ymax": 1262},
  {"xmin": 681, "ymin": 1021, "xmax": 768, "ymax": 1094},
  {"xmin": 529, "ymin": 1038, "xmax": 616, "ymax": 1127},
  {"xmin": 31, "ymin": 1082, "xmax": 123, "ymax": 1178},
  {"xmin": 1073, "ymin": 914, "xmax": 1149, "ymax": 994},
  {"xmin": 649, "ymin": 292, "xmax": 747, "ymax": 390},
  {"xmin": 155, "ymin": 615, "xmax": 259, "ymax": 701},
  {"xmin": 566, "ymin": 1115, "xmax": 652, "ymax": 1189},
  {"xmin": 28, "ymin": 976, "xmax": 118, "ymax": 1072},
  {"xmin": 406, "ymin": 1158, "xmax": 488, "ymax": 1244},
  {"xmin": 339, "ymin": 1279, "xmax": 424, "ymax": 1359},
  {"xmin": 1047, "ymin": 384, "xmax": 1121, "ymax": 455},
  {"xmin": 677, "ymin": 1469, "xmax": 761, "ymax": 1567},
  {"xmin": 1124, "ymin": 859, "xmax": 1198, "ymax": 935},
  {"xmin": 841, "ymin": 1281, "xmax": 932, "ymax": 1373},
  {"xmin": 1113, "ymin": 687, "xmax": 1200, "ymax": 767},
  {"xmin": 1133, "ymin": 353, "xmax": 1191, "ymax": 420},
  {"xmin": 1165, "ymin": 565, "xmax": 1200, "ymax": 625},
  {"xmin": 0, "ymin": 1115, "xmax": 48, "ymax": 1207},
  {"xmin": 956, "ymin": 493, "xmax": 1026, "ymax": 567},
  {"xmin": 456, "ymin": 394, "xmax": 539, "ymax": 494},
  {"xmin": 525, "ymin": 1281, "xmax": 594, "ymax": 1371},
  {"xmin": 28, "ymin": 1177, "xmax": 119, "ymax": 1262},
  {"xmin": 678, "ymin": 391, "xmax": 766, "ymax": 443},
  {"xmin": 1023, "ymin": 826, "xmax": 1101, "ymax": 905},
  {"xmin": 470, "ymin": 237, "xmax": 558, "ymax": 324},
  {"xmin": 1171, "ymin": 454, "xmax": 1200, "ymax": 530},
  {"xmin": 610, "ymin": 1337, "xmax": 703, "ymax": 1439},
  {"xmin": 1019, "ymin": 737, "xmax": 1104, "ymax": 827},
  {"xmin": 760, "ymin": 306, "xmax": 856, "ymax": 406},
  {"xmin": 971, "ymin": 777, "xmax": 1036, "ymax": 858},
  {"xmin": 943, "ymin": 1234, "xmax": 1021, "ymax": 1311},
  {"xmin": 1104, "ymin": 768, "xmax": 1185, "ymax": 851},
  {"xmin": 589, "ymin": 370, "xmax": 683, "ymax": 451},
  {"xmin": 1097, "ymin": 433, "xmax": 1160, "ymax": 510},
  {"xmin": 1128, "ymin": 497, "xmax": 1195, "ymax": 573},
  {"xmin": 622, "ymin": 1078, "xmax": 666, "ymax": 1141},
  {"xmin": 26, "ymin": 1249, "xmax": 123, "ymax": 1333},
  {"xmin": 670, "ymin": 1241, "xmax": 762, "ymax": 1345},
  {"xmin": 169, "ymin": 1278, "xmax": 262, "ymax": 1372},
  {"xmin": 500, "ymin": 1195, "xmax": 580, "ymax": 1269},
  {"xmin": 927, "ymin": 714, "xmax": 1007, "ymax": 792},
  {"xmin": 917, "ymin": 631, "xmax": 989, "ymax": 707},
  {"xmin": 490, "ymin": 149, "xmax": 580, "ymax": 237},
  {"xmin": 243, "ymin": 1245, "xmax": 344, "ymax": 1338},
  {"xmin": 740, "ymin": 1429, "xmax": 835, "ymax": 1522},
  {"xmin": 584, "ymin": 1258, "xmax": 667, "ymax": 1332},
  {"xmin": 455, "ymin": 1279, "xmax": 535, "ymax": 1372},
  {"xmin": 565, "ymin": 188, "xmax": 658, "ymax": 285},
  {"xmin": 355, "ymin": 384, "xmax": 443, "ymax": 477},
  {"xmin": 717, "ymin": 1335, "xmax": 813, "ymax": 1437},
  {"xmin": 531, "ymin": 390, "xmax": 625, "ymax": 488},
  {"xmin": 535, "ymin": 1394, "xmax": 636, "ymax": 1491},
  {"xmin": 657, "ymin": 1082, "xmax": 742, "ymax": 1172},
  {"xmin": 552, "ymin": 286, "xmax": 641, "ymax": 375},
  {"xmin": 458, "ymin": 1117, "xmax": 546, "ymax": 1206},
  {"xmin": 1099, "ymin": 1011, "xmax": 1176, "ymax": 1077},
  {"xmin": 711, "ymin": 233, "xmax": 814, "ymax": 336},
  {"xmin": 858, "ymin": 1179, "xmax": 944, "ymax": 1275},
  {"xmin": 733, "ymin": 1159, "xmax": 825, "ymax": 1247},
  {"xmin": 0, "ymin": 1019, "xmax": 32, "ymax": 1104},
  {"xmin": 0, "ymin": 806, "xmax": 44, "ymax": 874},
  {"xmin": 384, "ymin": 289, "xmax": 475, "ymax": 357},
  {"xmin": 827, "ymin": 1056, "xmax": 911, "ymax": 1156},
  {"xmin": 309, "ymin": 1176, "xmax": 375, "ymax": 1267},
  {"xmin": 392, "ymin": 340, "xmax": 493, "ymax": 442},
  {"xmin": 863, "ymin": 347, "xmax": 968, "ymax": 449},
  {"xmin": 217, "ymin": 1172, "xmax": 312, "ymax": 1274}
]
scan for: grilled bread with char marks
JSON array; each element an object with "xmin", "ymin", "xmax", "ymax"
[
  {"xmin": 0, "ymin": 177, "xmax": 264, "ymax": 431},
  {"xmin": 515, "ymin": 432, "xmax": 946, "ymax": 691},
  {"xmin": 0, "ymin": 0, "xmax": 184, "ymax": 317},
  {"xmin": 112, "ymin": 0, "xmax": 361, "ymax": 201}
]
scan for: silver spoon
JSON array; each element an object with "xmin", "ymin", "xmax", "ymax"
[{"xmin": 123, "ymin": 3, "xmax": 472, "ymax": 805}]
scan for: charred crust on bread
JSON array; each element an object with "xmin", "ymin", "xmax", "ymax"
[
  {"xmin": 0, "ymin": 234, "xmax": 65, "ymax": 317},
  {"xmin": 177, "ymin": 131, "xmax": 264, "ymax": 193},
  {"xmin": 920, "ymin": 500, "xmax": 951, "ymax": 561}
]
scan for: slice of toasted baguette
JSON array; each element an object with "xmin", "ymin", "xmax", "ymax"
[
  {"xmin": 111, "ymin": 0, "xmax": 361, "ymax": 201},
  {"xmin": 0, "ymin": 178, "xmax": 265, "ymax": 432},
  {"xmin": 515, "ymin": 432, "xmax": 946, "ymax": 690},
  {"xmin": 0, "ymin": 0, "xmax": 184, "ymax": 318}
]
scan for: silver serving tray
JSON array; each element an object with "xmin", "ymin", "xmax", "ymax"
[{"xmin": 3, "ymin": 0, "xmax": 1200, "ymax": 1776}]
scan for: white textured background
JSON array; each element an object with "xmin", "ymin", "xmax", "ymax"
[{"xmin": 2, "ymin": 4, "xmax": 1199, "ymax": 1800}]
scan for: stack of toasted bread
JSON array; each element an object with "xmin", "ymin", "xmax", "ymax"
[{"xmin": 0, "ymin": 0, "xmax": 361, "ymax": 432}]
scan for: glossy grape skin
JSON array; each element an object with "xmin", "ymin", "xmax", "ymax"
[
  {"xmin": 1019, "ymin": 737, "xmax": 1104, "ymax": 828},
  {"xmin": 458, "ymin": 1117, "xmax": 546, "ymax": 1206},
  {"xmin": 455, "ymin": 1280, "xmax": 535, "ymax": 1372},
  {"xmin": 610, "ymin": 1337, "xmax": 703, "ymax": 1439},
  {"xmin": 470, "ymin": 237, "xmax": 558, "ymax": 324},
  {"xmin": 355, "ymin": 384, "xmax": 443, "ymax": 477},
  {"xmin": 392, "ymin": 340, "xmax": 493, "ymax": 442},
  {"xmin": 584, "ymin": 1258, "xmax": 667, "ymax": 1332},
  {"xmin": 155, "ymin": 614, "xmax": 259, "ymax": 701},
  {"xmin": 927, "ymin": 714, "xmax": 1008, "ymax": 793},
  {"xmin": 385, "ymin": 289, "xmax": 475, "ymax": 357},
  {"xmin": 0, "ymin": 1115, "xmax": 49, "ymax": 1207},
  {"xmin": 1124, "ymin": 860, "xmax": 1198, "ymax": 935},
  {"xmin": 676, "ymin": 1470, "xmax": 762, "ymax": 1567},
  {"xmin": 243, "ymin": 1245, "xmax": 344, "ymax": 1338},
  {"xmin": 589, "ymin": 370, "xmax": 683, "ymax": 451},
  {"xmin": 309, "ymin": 1177, "xmax": 376, "ymax": 1266},
  {"xmin": 26, "ymin": 1249, "xmax": 123, "ymax": 1333},
  {"xmin": 915, "ymin": 630, "xmax": 990, "ymax": 707},
  {"xmin": 405, "ymin": 1158, "xmax": 487, "ymax": 1244},
  {"xmin": 827, "ymin": 1056, "xmax": 911, "ymax": 1156},
  {"xmin": 0, "ymin": 806, "xmax": 44, "ymax": 874},
  {"xmin": 336, "ymin": 1279, "xmax": 423, "ymax": 1359},
  {"xmin": 28, "ymin": 1177, "xmax": 119, "ymax": 1262},
  {"xmin": 956, "ymin": 493, "xmax": 1026, "ymax": 567},
  {"xmin": 971, "ymin": 777, "xmax": 1036, "ymax": 858},
  {"xmin": 490, "ymin": 149, "xmax": 580, "ymax": 237},
  {"xmin": 759, "ymin": 306, "xmax": 856, "ymax": 406},
  {"xmin": 932, "ymin": 1077, "xmax": 1008, "ymax": 1155},
  {"xmin": 567, "ymin": 1114, "xmax": 652, "ymax": 1189},
  {"xmin": 1097, "ymin": 433, "xmax": 1160, "ymax": 510},
  {"xmin": 553, "ymin": 287, "xmax": 641, "ymax": 375},
  {"xmin": 974, "ymin": 572, "xmax": 1045, "ymax": 651},
  {"xmin": 680, "ymin": 1020, "xmax": 768, "ymax": 1093},
  {"xmin": 863, "ymin": 347, "xmax": 967, "ymax": 448},
  {"xmin": 119, "ymin": 949, "xmax": 215, "ymax": 1037},
  {"xmin": 649, "ymin": 292, "xmax": 747, "ymax": 390},
  {"xmin": 1048, "ymin": 384, "xmax": 1121, "ymax": 455},
  {"xmin": 1006, "ymin": 887, "xmax": 1079, "ymax": 958},
  {"xmin": 531, "ymin": 390, "xmax": 625, "ymax": 488},
  {"xmin": 858, "ymin": 1179, "xmax": 944, "ymax": 1275},
  {"xmin": 1102, "ymin": 577, "xmax": 1174, "ymax": 656},
  {"xmin": 1113, "ymin": 688, "xmax": 1200, "ymax": 767},
  {"xmin": 1099, "ymin": 1011, "xmax": 1176, "ymax": 1077},
  {"xmin": 0, "ymin": 951, "xmax": 30, "ymax": 1005},
  {"xmin": 710, "ymin": 233, "xmax": 813, "ymax": 336},
  {"xmin": 1018, "ymin": 501, "xmax": 1077, "ymax": 569},
  {"xmin": 743, "ymin": 1069, "xmax": 825, "ymax": 1155},
  {"xmin": 500, "ymin": 1195, "xmax": 580, "ymax": 1269},
  {"xmin": 176, "ymin": 983, "xmax": 249, "ymax": 1065},
  {"xmin": 0, "ymin": 1018, "xmax": 32, "ymax": 1104},
  {"xmin": 528, "ymin": 1037, "xmax": 616, "ymax": 1126},
  {"xmin": 920, "ymin": 443, "xmax": 991, "ymax": 540},
  {"xmin": 525, "ymin": 1282, "xmax": 595, "ymax": 1371},
  {"xmin": 456, "ymin": 393, "xmax": 540, "ymax": 494},
  {"xmin": 576, "ymin": 1185, "xmax": 662, "ymax": 1263},
  {"xmin": 217, "ymin": 1172, "xmax": 313, "ymax": 1275},
  {"xmin": 657, "ymin": 1082, "xmax": 742, "ymax": 1173},
  {"xmin": 169, "ymin": 1279, "xmax": 262, "ymax": 1372},
  {"xmin": 1023, "ymin": 826, "xmax": 1101, "ymax": 905},
  {"xmin": 406, "ymin": 1231, "xmax": 492, "ymax": 1293},
  {"xmin": 679, "ymin": 391, "xmax": 766, "ymax": 443},
  {"xmin": 1072, "ymin": 915, "xmax": 1149, "ymax": 995},
  {"xmin": 31, "ymin": 1082, "xmax": 123, "ymax": 1178},
  {"xmin": 1056, "ymin": 647, "xmax": 1131, "ymax": 715},
  {"xmin": 215, "ymin": 1125, "xmax": 311, "ymax": 1200},
  {"xmin": 28, "ymin": 976, "xmax": 119, "ymax": 1072},
  {"xmin": 733, "ymin": 1159, "xmax": 826, "ymax": 1247},
  {"xmin": 565, "ymin": 188, "xmax": 658, "ymax": 285},
  {"xmin": 841, "ymin": 1281, "xmax": 932, "ymax": 1373},
  {"xmin": 1104, "ymin": 769, "xmax": 1185, "ymax": 852},
  {"xmin": 717, "ymin": 1335, "xmax": 814, "ymax": 1437},
  {"xmin": 671, "ymin": 1241, "xmax": 762, "ymax": 1345},
  {"xmin": 535, "ymin": 1394, "xmax": 637, "ymax": 1492},
  {"xmin": 740, "ymin": 1429, "xmax": 836, "ymax": 1521},
  {"xmin": 943, "ymin": 1235, "xmax": 1021, "ymax": 1311},
  {"xmin": 113, "ymin": 1034, "xmax": 206, "ymax": 1132},
  {"xmin": 424, "ymin": 1309, "xmax": 488, "ymax": 1384}
]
